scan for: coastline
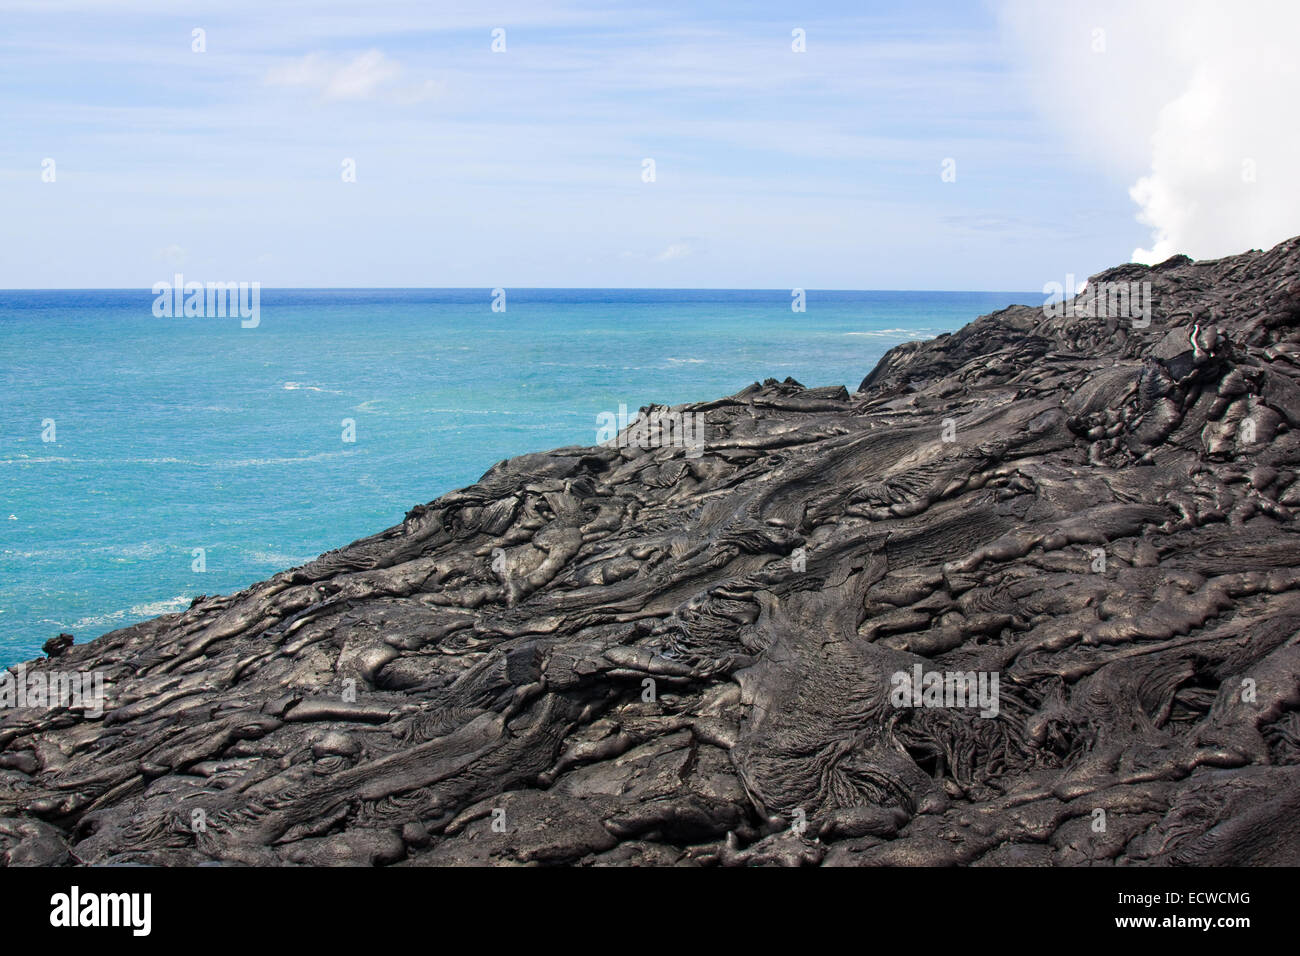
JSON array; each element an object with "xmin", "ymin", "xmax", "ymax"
[
  {"xmin": 3, "ymin": 239, "xmax": 1300, "ymax": 866},
  {"xmin": 0, "ymin": 289, "xmax": 1029, "ymax": 664}
]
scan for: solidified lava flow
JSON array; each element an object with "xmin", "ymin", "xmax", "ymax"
[{"xmin": 4, "ymin": 239, "xmax": 1300, "ymax": 866}]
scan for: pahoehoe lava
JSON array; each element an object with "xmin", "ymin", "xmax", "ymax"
[{"xmin": 5, "ymin": 239, "xmax": 1300, "ymax": 866}]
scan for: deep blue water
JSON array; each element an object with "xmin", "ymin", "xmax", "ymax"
[{"xmin": 0, "ymin": 288, "xmax": 1035, "ymax": 665}]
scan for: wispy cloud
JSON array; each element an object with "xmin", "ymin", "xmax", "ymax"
[
  {"xmin": 0, "ymin": 0, "xmax": 1208, "ymax": 289},
  {"xmin": 264, "ymin": 49, "xmax": 439, "ymax": 102},
  {"xmin": 655, "ymin": 242, "xmax": 693, "ymax": 262}
]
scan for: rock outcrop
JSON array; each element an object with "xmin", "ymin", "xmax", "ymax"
[{"xmin": 4, "ymin": 238, "xmax": 1300, "ymax": 866}]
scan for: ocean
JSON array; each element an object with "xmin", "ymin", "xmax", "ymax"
[{"xmin": 0, "ymin": 288, "xmax": 1036, "ymax": 666}]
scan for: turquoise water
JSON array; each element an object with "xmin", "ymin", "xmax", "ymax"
[{"xmin": 0, "ymin": 288, "xmax": 1034, "ymax": 665}]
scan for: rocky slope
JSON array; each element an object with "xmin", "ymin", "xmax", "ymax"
[{"xmin": 4, "ymin": 238, "xmax": 1300, "ymax": 866}]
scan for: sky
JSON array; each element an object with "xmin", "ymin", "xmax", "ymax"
[{"xmin": 0, "ymin": 0, "xmax": 1295, "ymax": 290}]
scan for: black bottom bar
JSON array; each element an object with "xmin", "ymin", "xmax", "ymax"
[{"xmin": 0, "ymin": 864, "xmax": 1279, "ymax": 943}]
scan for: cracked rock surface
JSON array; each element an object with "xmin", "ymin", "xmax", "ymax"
[{"xmin": 4, "ymin": 239, "xmax": 1300, "ymax": 866}]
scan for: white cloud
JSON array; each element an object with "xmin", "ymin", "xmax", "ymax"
[
  {"xmin": 1001, "ymin": 0, "xmax": 1300, "ymax": 264},
  {"xmin": 655, "ymin": 242, "xmax": 693, "ymax": 262},
  {"xmin": 264, "ymin": 49, "xmax": 438, "ymax": 102}
]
